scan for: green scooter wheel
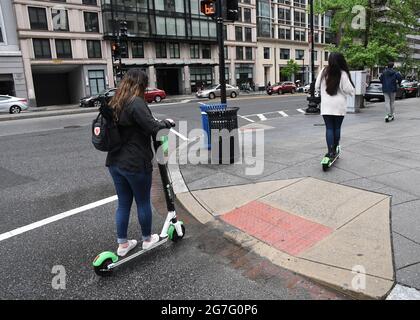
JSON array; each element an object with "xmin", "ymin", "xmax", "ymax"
[
  {"xmin": 168, "ymin": 223, "xmax": 185, "ymax": 242},
  {"xmin": 94, "ymin": 258, "xmax": 113, "ymax": 276}
]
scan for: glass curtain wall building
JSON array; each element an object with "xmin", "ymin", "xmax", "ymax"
[{"xmin": 101, "ymin": 0, "xmax": 218, "ymax": 94}]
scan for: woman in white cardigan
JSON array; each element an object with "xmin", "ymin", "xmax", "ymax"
[{"xmin": 315, "ymin": 52, "xmax": 355, "ymax": 160}]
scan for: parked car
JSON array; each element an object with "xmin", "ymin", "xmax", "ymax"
[
  {"xmin": 400, "ymin": 81, "xmax": 418, "ymax": 98},
  {"xmin": 364, "ymin": 80, "xmax": 406, "ymax": 102},
  {"xmin": 196, "ymin": 84, "xmax": 240, "ymax": 99},
  {"xmin": 267, "ymin": 82, "xmax": 297, "ymax": 95},
  {"xmin": 80, "ymin": 87, "xmax": 166, "ymax": 108},
  {"xmin": 0, "ymin": 95, "xmax": 29, "ymax": 114}
]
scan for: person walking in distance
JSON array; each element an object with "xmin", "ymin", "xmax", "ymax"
[
  {"xmin": 315, "ymin": 52, "xmax": 355, "ymax": 165},
  {"xmin": 379, "ymin": 62, "xmax": 402, "ymax": 122},
  {"xmin": 106, "ymin": 68, "xmax": 175, "ymax": 257}
]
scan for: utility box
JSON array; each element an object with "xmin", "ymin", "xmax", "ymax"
[{"xmin": 347, "ymin": 70, "xmax": 367, "ymax": 113}]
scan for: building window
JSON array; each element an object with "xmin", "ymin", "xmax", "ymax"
[
  {"xmin": 294, "ymin": 0, "xmax": 306, "ymax": 9},
  {"xmin": 279, "ymin": 27, "xmax": 291, "ymax": 40},
  {"xmin": 235, "ymin": 26, "xmax": 243, "ymax": 41},
  {"xmin": 33, "ymin": 39, "xmax": 51, "ymax": 59},
  {"xmin": 244, "ymin": 8, "xmax": 252, "ymax": 23},
  {"xmin": 156, "ymin": 42, "xmax": 167, "ymax": 58},
  {"xmin": 263, "ymin": 47, "xmax": 270, "ymax": 59},
  {"xmin": 223, "ymin": 25, "xmax": 228, "ymax": 40},
  {"xmin": 280, "ymin": 48, "xmax": 290, "ymax": 60},
  {"xmin": 82, "ymin": 0, "xmax": 97, "ymax": 5},
  {"xmin": 190, "ymin": 67, "xmax": 213, "ymax": 92},
  {"xmin": 87, "ymin": 40, "xmax": 102, "ymax": 58},
  {"xmin": 84, "ymin": 12, "xmax": 99, "ymax": 32},
  {"xmin": 28, "ymin": 7, "xmax": 48, "ymax": 30},
  {"xmin": 0, "ymin": 7, "xmax": 5, "ymax": 43},
  {"xmin": 245, "ymin": 27, "xmax": 252, "ymax": 42},
  {"xmin": 52, "ymin": 9, "xmax": 69, "ymax": 31},
  {"xmin": 294, "ymin": 29, "xmax": 306, "ymax": 42},
  {"xmin": 237, "ymin": 7, "xmax": 242, "ymax": 22},
  {"xmin": 202, "ymin": 44, "xmax": 211, "ymax": 59},
  {"xmin": 169, "ymin": 43, "xmax": 180, "ymax": 58},
  {"xmin": 278, "ymin": 8, "xmax": 291, "ymax": 25},
  {"xmin": 295, "ymin": 49, "xmax": 305, "ymax": 60},
  {"xmin": 257, "ymin": 0, "xmax": 271, "ymax": 37},
  {"xmin": 324, "ymin": 51, "xmax": 329, "ymax": 61},
  {"xmin": 294, "ymin": 10, "xmax": 306, "ymax": 28},
  {"xmin": 190, "ymin": 44, "xmax": 200, "ymax": 59},
  {"xmin": 224, "ymin": 46, "xmax": 229, "ymax": 59},
  {"xmin": 132, "ymin": 42, "xmax": 144, "ymax": 58},
  {"xmin": 245, "ymin": 47, "xmax": 252, "ymax": 60},
  {"xmin": 88, "ymin": 70, "xmax": 105, "ymax": 96},
  {"xmin": 236, "ymin": 47, "xmax": 244, "ymax": 60},
  {"xmin": 55, "ymin": 39, "xmax": 72, "ymax": 59},
  {"xmin": 279, "ymin": 0, "xmax": 291, "ymax": 4}
]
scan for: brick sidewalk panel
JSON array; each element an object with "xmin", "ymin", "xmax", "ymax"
[{"xmin": 221, "ymin": 201, "xmax": 333, "ymax": 256}]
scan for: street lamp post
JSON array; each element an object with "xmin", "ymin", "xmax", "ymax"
[
  {"xmin": 216, "ymin": 0, "xmax": 227, "ymax": 104},
  {"xmin": 305, "ymin": 0, "xmax": 320, "ymax": 114}
]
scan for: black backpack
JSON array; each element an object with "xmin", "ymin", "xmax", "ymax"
[{"xmin": 92, "ymin": 97, "xmax": 122, "ymax": 153}]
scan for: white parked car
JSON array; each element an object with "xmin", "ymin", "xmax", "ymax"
[
  {"xmin": 196, "ymin": 84, "xmax": 240, "ymax": 99},
  {"xmin": 0, "ymin": 95, "xmax": 29, "ymax": 114}
]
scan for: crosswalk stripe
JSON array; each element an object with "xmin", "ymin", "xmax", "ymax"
[
  {"xmin": 278, "ymin": 111, "xmax": 289, "ymax": 117},
  {"xmin": 257, "ymin": 114, "xmax": 267, "ymax": 121},
  {"xmin": 239, "ymin": 115, "xmax": 255, "ymax": 123},
  {"xmin": 296, "ymin": 108, "xmax": 305, "ymax": 114}
]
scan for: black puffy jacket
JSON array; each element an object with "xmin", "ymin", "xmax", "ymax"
[{"xmin": 105, "ymin": 97, "xmax": 170, "ymax": 172}]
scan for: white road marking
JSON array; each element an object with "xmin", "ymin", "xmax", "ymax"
[
  {"xmin": 297, "ymin": 108, "xmax": 305, "ymax": 114},
  {"xmin": 0, "ymin": 195, "xmax": 118, "ymax": 242},
  {"xmin": 257, "ymin": 114, "xmax": 267, "ymax": 121},
  {"xmin": 170, "ymin": 128, "xmax": 189, "ymax": 141},
  {"xmin": 239, "ymin": 115, "xmax": 255, "ymax": 123},
  {"xmin": 278, "ymin": 111, "xmax": 289, "ymax": 117}
]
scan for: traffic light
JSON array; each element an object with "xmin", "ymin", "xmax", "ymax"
[
  {"xmin": 119, "ymin": 20, "xmax": 128, "ymax": 38},
  {"xmin": 225, "ymin": 0, "xmax": 239, "ymax": 22},
  {"xmin": 200, "ymin": 0, "xmax": 216, "ymax": 17},
  {"xmin": 111, "ymin": 42, "xmax": 120, "ymax": 59}
]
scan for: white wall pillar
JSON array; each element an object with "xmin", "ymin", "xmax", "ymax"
[{"xmin": 183, "ymin": 65, "xmax": 191, "ymax": 94}]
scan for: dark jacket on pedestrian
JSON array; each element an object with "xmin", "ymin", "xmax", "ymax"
[
  {"xmin": 380, "ymin": 68, "xmax": 403, "ymax": 93},
  {"xmin": 105, "ymin": 97, "xmax": 171, "ymax": 173}
]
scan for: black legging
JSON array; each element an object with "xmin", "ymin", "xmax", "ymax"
[{"xmin": 323, "ymin": 115, "xmax": 344, "ymax": 154}]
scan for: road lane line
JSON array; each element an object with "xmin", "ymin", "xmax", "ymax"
[
  {"xmin": 0, "ymin": 195, "xmax": 118, "ymax": 242},
  {"xmin": 239, "ymin": 115, "xmax": 255, "ymax": 123},
  {"xmin": 297, "ymin": 108, "xmax": 305, "ymax": 113},
  {"xmin": 170, "ymin": 128, "xmax": 189, "ymax": 141},
  {"xmin": 278, "ymin": 111, "xmax": 289, "ymax": 117},
  {"xmin": 257, "ymin": 114, "xmax": 267, "ymax": 121}
]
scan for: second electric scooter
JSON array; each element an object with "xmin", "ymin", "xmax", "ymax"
[{"xmin": 92, "ymin": 132, "xmax": 185, "ymax": 276}]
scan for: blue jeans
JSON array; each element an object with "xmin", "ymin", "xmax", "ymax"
[
  {"xmin": 108, "ymin": 165, "xmax": 153, "ymax": 244},
  {"xmin": 323, "ymin": 115, "xmax": 344, "ymax": 154}
]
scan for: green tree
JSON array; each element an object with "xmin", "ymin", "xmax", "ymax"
[
  {"xmin": 281, "ymin": 59, "xmax": 301, "ymax": 80},
  {"xmin": 315, "ymin": 0, "xmax": 420, "ymax": 70}
]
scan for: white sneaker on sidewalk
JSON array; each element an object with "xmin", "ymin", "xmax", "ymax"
[
  {"xmin": 117, "ymin": 239, "xmax": 138, "ymax": 257},
  {"xmin": 142, "ymin": 234, "xmax": 160, "ymax": 250}
]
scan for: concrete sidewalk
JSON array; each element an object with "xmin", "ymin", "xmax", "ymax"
[{"xmin": 171, "ymin": 97, "xmax": 420, "ymax": 299}]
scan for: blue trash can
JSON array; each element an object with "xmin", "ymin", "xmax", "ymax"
[{"xmin": 199, "ymin": 103, "xmax": 227, "ymax": 149}]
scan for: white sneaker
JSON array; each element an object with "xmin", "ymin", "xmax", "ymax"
[
  {"xmin": 142, "ymin": 234, "xmax": 160, "ymax": 250},
  {"xmin": 117, "ymin": 239, "xmax": 138, "ymax": 257}
]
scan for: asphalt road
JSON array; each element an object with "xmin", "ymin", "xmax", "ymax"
[{"xmin": 0, "ymin": 95, "xmax": 344, "ymax": 299}]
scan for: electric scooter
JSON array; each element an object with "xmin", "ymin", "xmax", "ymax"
[{"xmin": 92, "ymin": 133, "xmax": 185, "ymax": 276}]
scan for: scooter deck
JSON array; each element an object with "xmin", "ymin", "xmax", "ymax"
[
  {"xmin": 322, "ymin": 154, "xmax": 339, "ymax": 171},
  {"xmin": 108, "ymin": 237, "xmax": 168, "ymax": 269}
]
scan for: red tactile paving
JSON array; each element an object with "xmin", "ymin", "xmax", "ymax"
[{"xmin": 221, "ymin": 201, "xmax": 333, "ymax": 256}]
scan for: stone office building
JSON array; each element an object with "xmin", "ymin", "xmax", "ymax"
[
  {"xmin": 12, "ymin": 0, "xmax": 112, "ymax": 107},
  {"xmin": 0, "ymin": 0, "xmax": 28, "ymax": 99}
]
